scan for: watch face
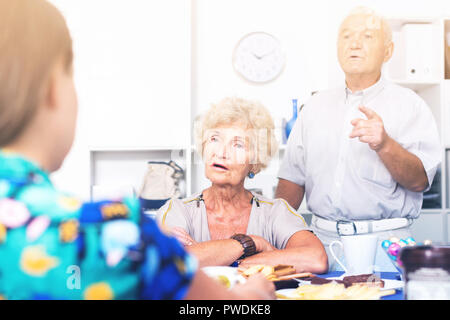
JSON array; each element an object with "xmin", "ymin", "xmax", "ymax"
[{"xmin": 233, "ymin": 32, "xmax": 285, "ymax": 83}]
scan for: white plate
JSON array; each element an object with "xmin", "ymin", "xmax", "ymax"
[
  {"xmin": 327, "ymin": 276, "xmax": 403, "ymax": 291},
  {"xmin": 298, "ymin": 275, "xmax": 403, "ymax": 291},
  {"xmin": 276, "ymin": 289, "xmax": 297, "ymax": 300},
  {"xmin": 276, "ymin": 286, "xmax": 398, "ymax": 300},
  {"xmin": 202, "ymin": 266, "xmax": 246, "ymax": 289}
]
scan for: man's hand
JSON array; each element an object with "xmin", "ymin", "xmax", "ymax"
[
  {"xmin": 349, "ymin": 106, "xmax": 390, "ymax": 152},
  {"xmin": 349, "ymin": 106, "xmax": 429, "ymax": 192}
]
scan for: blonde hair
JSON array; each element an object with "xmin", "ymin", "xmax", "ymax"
[
  {"xmin": 194, "ymin": 97, "xmax": 278, "ymax": 175},
  {"xmin": 0, "ymin": 0, "xmax": 73, "ymax": 147},
  {"xmin": 340, "ymin": 6, "xmax": 392, "ymax": 46}
]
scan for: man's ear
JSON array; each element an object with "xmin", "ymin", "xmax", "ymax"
[{"xmin": 383, "ymin": 41, "xmax": 394, "ymax": 63}]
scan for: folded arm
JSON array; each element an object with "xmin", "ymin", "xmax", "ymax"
[
  {"xmin": 170, "ymin": 229, "xmax": 275, "ymax": 267},
  {"xmin": 184, "ymin": 238, "xmax": 244, "ymax": 267},
  {"xmin": 239, "ymin": 230, "xmax": 328, "ymax": 274}
]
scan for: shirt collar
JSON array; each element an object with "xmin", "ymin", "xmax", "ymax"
[
  {"xmin": 344, "ymin": 75, "xmax": 386, "ymax": 104},
  {"xmin": 0, "ymin": 149, "xmax": 50, "ymax": 185}
]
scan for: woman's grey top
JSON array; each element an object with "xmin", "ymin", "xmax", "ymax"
[{"xmin": 156, "ymin": 191, "xmax": 311, "ymax": 249}]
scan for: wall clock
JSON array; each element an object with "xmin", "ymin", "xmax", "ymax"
[{"xmin": 232, "ymin": 32, "xmax": 285, "ymax": 83}]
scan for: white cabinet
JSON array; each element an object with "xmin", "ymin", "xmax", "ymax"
[
  {"xmin": 89, "ymin": 147, "xmax": 188, "ymax": 201},
  {"xmin": 387, "ymin": 20, "xmax": 442, "ymax": 81},
  {"xmin": 410, "ymin": 212, "xmax": 445, "ymax": 243},
  {"xmin": 383, "ymin": 17, "xmax": 450, "ymax": 244}
]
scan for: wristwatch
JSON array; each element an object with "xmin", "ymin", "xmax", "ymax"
[{"xmin": 230, "ymin": 234, "xmax": 257, "ymax": 260}]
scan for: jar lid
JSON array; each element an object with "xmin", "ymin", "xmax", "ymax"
[{"xmin": 399, "ymin": 245, "xmax": 450, "ymax": 268}]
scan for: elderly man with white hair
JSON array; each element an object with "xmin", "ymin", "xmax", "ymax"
[{"xmin": 276, "ymin": 7, "xmax": 441, "ymax": 272}]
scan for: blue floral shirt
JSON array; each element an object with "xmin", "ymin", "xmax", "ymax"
[{"xmin": 0, "ymin": 150, "xmax": 196, "ymax": 300}]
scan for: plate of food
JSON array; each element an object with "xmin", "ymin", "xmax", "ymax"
[
  {"xmin": 298, "ymin": 273, "xmax": 403, "ymax": 291},
  {"xmin": 202, "ymin": 266, "xmax": 246, "ymax": 289},
  {"xmin": 237, "ymin": 264, "xmax": 312, "ymax": 281},
  {"xmin": 276, "ymin": 281, "xmax": 397, "ymax": 300},
  {"xmin": 329, "ymin": 274, "xmax": 403, "ymax": 291}
]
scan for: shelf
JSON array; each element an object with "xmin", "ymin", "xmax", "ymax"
[
  {"xmin": 389, "ymin": 79, "xmax": 441, "ymax": 91},
  {"xmin": 89, "ymin": 148, "xmax": 189, "ymax": 202},
  {"xmin": 189, "ymin": 144, "xmax": 287, "ymax": 152},
  {"xmin": 420, "ymin": 209, "xmax": 444, "ymax": 214},
  {"xmin": 89, "ymin": 146, "xmax": 187, "ymax": 152},
  {"xmin": 387, "ymin": 17, "xmax": 438, "ymax": 30}
]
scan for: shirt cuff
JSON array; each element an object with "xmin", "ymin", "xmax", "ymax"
[
  {"xmin": 409, "ymin": 148, "xmax": 440, "ymax": 192},
  {"xmin": 277, "ymin": 167, "xmax": 305, "ymax": 187}
]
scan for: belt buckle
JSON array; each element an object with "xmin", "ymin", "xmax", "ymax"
[{"xmin": 336, "ymin": 220, "xmax": 357, "ymax": 236}]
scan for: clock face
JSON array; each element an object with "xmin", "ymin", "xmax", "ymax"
[{"xmin": 233, "ymin": 32, "xmax": 285, "ymax": 83}]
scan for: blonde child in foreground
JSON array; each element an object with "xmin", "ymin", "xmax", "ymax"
[{"xmin": 0, "ymin": 0, "xmax": 274, "ymax": 300}]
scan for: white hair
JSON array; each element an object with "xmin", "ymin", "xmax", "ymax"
[
  {"xmin": 193, "ymin": 97, "xmax": 278, "ymax": 175},
  {"xmin": 340, "ymin": 6, "xmax": 392, "ymax": 46}
]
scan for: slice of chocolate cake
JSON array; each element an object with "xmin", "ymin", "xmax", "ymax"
[
  {"xmin": 309, "ymin": 276, "xmax": 345, "ymax": 285},
  {"xmin": 342, "ymin": 274, "xmax": 385, "ymax": 288}
]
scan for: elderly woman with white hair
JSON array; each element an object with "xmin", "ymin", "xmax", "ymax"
[{"xmin": 156, "ymin": 97, "xmax": 328, "ymax": 274}]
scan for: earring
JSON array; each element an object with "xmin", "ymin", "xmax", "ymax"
[{"xmin": 248, "ymin": 172, "xmax": 255, "ymax": 179}]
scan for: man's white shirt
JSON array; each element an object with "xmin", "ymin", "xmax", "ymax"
[{"xmin": 278, "ymin": 76, "xmax": 442, "ymax": 221}]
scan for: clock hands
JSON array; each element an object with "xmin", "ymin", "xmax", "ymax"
[
  {"xmin": 252, "ymin": 48, "xmax": 276, "ymax": 60},
  {"xmin": 252, "ymin": 52, "xmax": 263, "ymax": 60}
]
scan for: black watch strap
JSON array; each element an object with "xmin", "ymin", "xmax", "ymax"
[{"xmin": 230, "ymin": 234, "xmax": 256, "ymax": 260}]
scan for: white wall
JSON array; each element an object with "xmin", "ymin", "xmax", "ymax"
[
  {"xmin": 49, "ymin": 0, "xmax": 191, "ymax": 199},
  {"xmin": 192, "ymin": 0, "xmax": 330, "ymax": 121}
]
